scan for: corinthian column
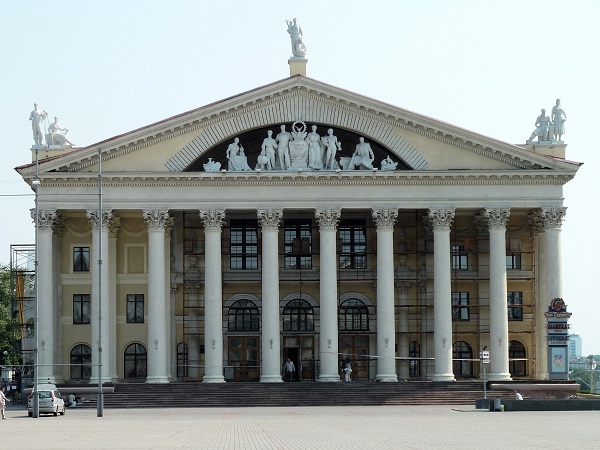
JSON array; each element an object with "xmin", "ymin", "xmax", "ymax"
[
  {"xmin": 143, "ymin": 210, "xmax": 171, "ymax": 383},
  {"xmin": 482, "ymin": 208, "xmax": 512, "ymax": 381},
  {"xmin": 373, "ymin": 208, "xmax": 398, "ymax": 382},
  {"xmin": 200, "ymin": 209, "xmax": 226, "ymax": 383},
  {"xmin": 87, "ymin": 209, "xmax": 113, "ymax": 384},
  {"xmin": 428, "ymin": 209, "xmax": 456, "ymax": 382},
  {"xmin": 31, "ymin": 210, "xmax": 61, "ymax": 383},
  {"xmin": 315, "ymin": 209, "xmax": 341, "ymax": 382},
  {"xmin": 258, "ymin": 209, "xmax": 284, "ymax": 382}
]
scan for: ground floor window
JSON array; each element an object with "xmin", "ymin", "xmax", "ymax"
[
  {"xmin": 453, "ymin": 341, "xmax": 473, "ymax": 377},
  {"xmin": 70, "ymin": 344, "xmax": 91, "ymax": 380},
  {"xmin": 409, "ymin": 341, "xmax": 420, "ymax": 378},
  {"xmin": 177, "ymin": 342, "xmax": 188, "ymax": 378},
  {"xmin": 124, "ymin": 343, "xmax": 147, "ymax": 379},
  {"xmin": 509, "ymin": 340, "xmax": 527, "ymax": 376}
]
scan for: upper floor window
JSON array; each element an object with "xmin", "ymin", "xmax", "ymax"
[
  {"xmin": 228, "ymin": 299, "xmax": 260, "ymax": 332},
  {"xmin": 73, "ymin": 294, "xmax": 90, "ymax": 324},
  {"xmin": 339, "ymin": 298, "xmax": 369, "ymax": 331},
  {"xmin": 230, "ymin": 220, "xmax": 258, "ymax": 270},
  {"xmin": 282, "ymin": 299, "xmax": 314, "ymax": 332},
  {"xmin": 284, "ymin": 219, "xmax": 312, "ymax": 269},
  {"xmin": 451, "ymin": 245, "xmax": 468, "ymax": 270},
  {"xmin": 452, "ymin": 292, "xmax": 470, "ymax": 321},
  {"xmin": 339, "ymin": 221, "xmax": 367, "ymax": 269},
  {"xmin": 127, "ymin": 294, "xmax": 144, "ymax": 323},
  {"xmin": 73, "ymin": 247, "xmax": 90, "ymax": 272},
  {"xmin": 508, "ymin": 292, "xmax": 523, "ymax": 321},
  {"xmin": 506, "ymin": 238, "xmax": 522, "ymax": 269}
]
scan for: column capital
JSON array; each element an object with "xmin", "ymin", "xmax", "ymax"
[
  {"xmin": 31, "ymin": 209, "xmax": 63, "ymax": 233},
  {"xmin": 108, "ymin": 216, "xmax": 121, "ymax": 238},
  {"xmin": 257, "ymin": 209, "xmax": 283, "ymax": 230},
  {"xmin": 143, "ymin": 210, "xmax": 170, "ymax": 231},
  {"xmin": 425, "ymin": 208, "xmax": 455, "ymax": 231},
  {"xmin": 396, "ymin": 281, "xmax": 411, "ymax": 293},
  {"xmin": 476, "ymin": 208, "xmax": 510, "ymax": 231},
  {"xmin": 199, "ymin": 209, "xmax": 225, "ymax": 231},
  {"xmin": 541, "ymin": 207, "xmax": 567, "ymax": 230},
  {"xmin": 315, "ymin": 209, "xmax": 341, "ymax": 230},
  {"xmin": 87, "ymin": 209, "xmax": 114, "ymax": 231},
  {"xmin": 372, "ymin": 208, "xmax": 398, "ymax": 230}
]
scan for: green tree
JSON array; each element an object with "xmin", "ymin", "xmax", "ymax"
[{"xmin": 0, "ymin": 264, "xmax": 12, "ymax": 362}]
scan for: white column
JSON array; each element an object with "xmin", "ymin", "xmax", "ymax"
[
  {"xmin": 315, "ymin": 209, "xmax": 341, "ymax": 382},
  {"xmin": 87, "ymin": 210, "xmax": 112, "ymax": 384},
  {"xmin": 484, "ymin": 208, "xmax": 512, "ymax": 381},
  {"xmin": 143, "ymin": 210, "xmax": 170, "ymax": 383},
  {"xmin": 373, "ymin": 208, "xmax": 398, "ymax": 382},
  {"xmin": 428, "ymin": 209, "xmax": 456, "ymax": 382},
  {"xmin": 33, "ymin": 210, "xmax": 59, "ymax": 383},
  {"xmin": 108, "ymin": 217, "xmax": 120, "ymax": 382},
  {"xmin": 541, "ymin": 207, "xmax": 566, "ymax": 377},
  {"xmin": 397, "ymin": 282, "xmax": 411, "ymax": 380},
  {"xmin": 257, "ymin": 210, "xmax": 284, "ymax": 382},
  {"xmin": 200, "ymin": 210, "xmax": 226, "ymax": 383}
]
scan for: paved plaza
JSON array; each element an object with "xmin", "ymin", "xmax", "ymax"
[{"xmin": 0, "ymin": 404, "xmax": 598, "ymax": 449}]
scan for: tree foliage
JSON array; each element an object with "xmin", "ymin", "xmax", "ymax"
[{"xmin": 0, "ymin": 264, "xmax": 12, "ymax": 361}]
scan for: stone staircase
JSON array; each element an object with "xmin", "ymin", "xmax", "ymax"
[{"xmin": 72, "ymin": 381, "xmax": 501, "ymax": 409}]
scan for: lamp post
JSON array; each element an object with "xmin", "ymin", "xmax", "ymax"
[
  {"xmin": 97, "ymin": 148, "xmax": 104, "ymax": 417},
  {"xmin": 32, "ymin": 147, "xmax": 40, "ymax": 418}
]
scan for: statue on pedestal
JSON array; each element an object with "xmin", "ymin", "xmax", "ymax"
[
  {"xmin": 306, "ymin": 125, "xmax": 323, "ymax": 169},
  {"xmin": 276, "ymin": 124, "xmax": 292, "ymax": 170},
  {"xmin": 286, "ymin": 18, "xmax": 307, "ymax": 58},
  {"xmin": 226, "ymin": 137, "xmax": 252, "ymax": 171},
  {"xmin": 527, "ymin": 109, "xmax": 553, "ymax": 143},
  {"xmin": 260, "ymin": 130, "xmax": 277, "ymax": 170},
  {"xmin": 322, "ymin": 128, "xmax": 340, "ymax": 170},
  {"xmin": 29, "ymin": 103, "xmax": 48, "ymax": 146},
  {"xmin": 381, "ymin": 156, "xmax": 398, "ymax": 171},
  {"xmin": 48, "ymin": 117, "xmax": 75, "ymax": 147},
  {"xmin": 551, "ymin": 98, "xmax": 567, "ymax": 141},
  {"xmin": 348, "ymin": 137, "xmax": 375, "ymax": 170}
]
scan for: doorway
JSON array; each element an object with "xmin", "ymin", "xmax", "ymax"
[
  {"xmin": 283, "ymin": 347, "xmax": 300, "ymax": 381},
  {"xmin": 339, "ymin": 335, "xmax": 370, "ymax": 380},
  {"xmin": 228, "ymin": 336, "xmax": 260, "ymax": 381}
]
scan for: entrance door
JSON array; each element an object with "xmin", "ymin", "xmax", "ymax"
[
  {"xmin": 283, "ymin": 335, "xmax": 315, "ymax": 381},
  {"xmin": 339, "ymin": 335, "xmax": 369, "ymax": 380},
  {"xmin": 228, "ymin": 336, "xmax": 260, "ymax": 381}
]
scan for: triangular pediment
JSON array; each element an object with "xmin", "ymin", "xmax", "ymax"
[{"xmin": 18, "ymin": 76, "xmax": 579, "ymax": 178}]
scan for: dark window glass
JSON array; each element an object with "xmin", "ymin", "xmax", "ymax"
[
  {"xmin": 339, "ymin": 221, "xmax": 367, "ymax": 269},
  {"xmin": 339, "ymin": 299, "xmax": 369, "ymax": 331},
  {"xmin": 508, "ymin": 292, "xmax": 523, "ymax": 321},
  {"xmin": 284, "ymin": 220, "xmax": 312, "ymax": 269},
  {"xmin": 451, "ymin": 245, "xmax": 468, "ymax": 270},
  {"xmin": 73, "ymin": 294, "xmax": 90, "ymax": 324},
  {"xmin": 70, "ymin": 344, "xmax": 92, "ymax": 380},
  {"xmin": 506, "ymin": 253, "xmax": 522, "ymax": 269},
  {"xmin": 282, "ymin": 299, "xmax": 314, "ymax": 332},
  {"xmin": 453, "ymin": 341, "xmax": 473, "ymax": 377},
  {"xmin": 509, "ymin": 340, "xmax": 527, "ymax": 376},
  {"xmin": 177, "ymin": 342, "xmax": 188, "ymax": 378},
  {"xmin": 73, "ymin": 247, "xmax": 90, "ymax": 272},
  {"xmin": 228, "ymin": 299, "xmax": 260, "ymax": 332},
  {"xmin": 230, "ymin": 220, "xmax": 258, "ymax": 270},
  {"xmin": 409, "ymin": 341, "xmax": 420, "ymax": 377},
  {"xmin": 124, "ymin": 343, "xmax": 147, "ymax": 379},
  {"xmin": 452, "ymin": 292, "xmax": 470, "ymax": 321},
  {"xmin": 126, "ymin": 294, "xmax": 144, "ymax": 323}
]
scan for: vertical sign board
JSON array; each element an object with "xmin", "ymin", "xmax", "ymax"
[{"xmin": 545, "ymin": 298, "xmax": 571, "ymax": 380}]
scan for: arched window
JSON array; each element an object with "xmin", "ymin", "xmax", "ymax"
[
  {"xmin": 509, "ymin": 340, "xmax": 527, "ymax": 376},
  {"xmin": 282, "ymin": 299, "xmax": 314, "ymax": 332},
  {"xmin": 409, "ymin": 341, "xmax": 420, "ymax": 377},
  {"xmin": 453, "ymin": 341, "xmax": 473, "ymax": 377},
  {"xmin": 124, "ymin": 343, "xmax": 147, "ymax": 379},
  {"xmin": 339, "ymin": 299, "xmax": 369, "ymax": 331},
  {"xmin": 177, "ymin": 342, "xmax": 188, "ymax": 378},
  {"xmin": 228, "ymin": 299, "xmax": 260, "ymax": 332},
  {"xmin": 70, "ymin": 344, "xmax": 91, "ymax": 380}
]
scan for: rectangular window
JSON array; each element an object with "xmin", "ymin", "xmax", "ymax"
[
  {"xmin": 126, "ymin": 294, "xmax": 145, "ymax": 323},
  {"xmin": 73, "ymin": 247, "xmax": 90, "ymax": 272},
  {"xmin": 451, "ymin": 245, "xmax": 468, "ymax": 270},
  {"xmin": 73, "ymin": 294, "xmax": 90, "ymax": 324},
  {"xmin": 339, "ymin": 221, "xmax": 367, "ymax": 269},
  {"xmin": 508, "ymin": 292, "xmax": 523, "ymax": 321},
  {"xmin": 452, "ymin": 292, "xmax": 470, "ymax": 321},
  {"xmin": 506, "ymin": 239, "xmax": 522, "ymax": 269},
  {"xmin": 230, "ymin": 220, "xmax": 258, "ymax": 270},
  {"xmin": 284, "ymin": 219, "xmax": 312, "ymax": 269}
]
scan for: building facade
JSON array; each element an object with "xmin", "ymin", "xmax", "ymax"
[{"xmin": 16, "ymin": 72, "xmax": 580, "ymax": 385}]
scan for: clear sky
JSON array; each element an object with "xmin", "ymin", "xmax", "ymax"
[{"xmin": 2, "ymin": 1, "xmax": 598, "ymax": 354}]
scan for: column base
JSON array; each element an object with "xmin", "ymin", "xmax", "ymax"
[
  {"xmin": 431, "ymin": 373, "xmax": 456, "ymax": 382},
  {"xmin": 317, "ymin": 374, "xmax": 341, "ymax": 382},
  {"xmin": 146, "ymin": 376, "xmax": 170, "ymax": 384},
  {"xmin": 375, "ymin": 374, "xmax": 398, "ymax": 382},
  {"xmin": 88, "ymin": 377, "xmax": 113, "ymax": 385},
  {"xmin": 260, "ymin": 375, "xmax": 283, "ymax": 383},
  {"xmin": 202, "ymin": 375, "xmax": 225, "ymax": 383},
  {"xmin": 487, "ymin": 372, "xmax": 512, "ymax": 381},
  {"xmin": 38, "ymin": 376, "xmax": 63, "ymax": 385}
]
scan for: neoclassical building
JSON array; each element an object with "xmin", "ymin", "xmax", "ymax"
[{"xmin": 16, "ymin": 59, "xmax": 580, "ymax": 385}]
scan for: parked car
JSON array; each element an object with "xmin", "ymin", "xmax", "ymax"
[{"xmin": 27, "ymin": 387, "xmax": 66, "ymax": 417}]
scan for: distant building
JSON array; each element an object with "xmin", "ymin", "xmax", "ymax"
[{"xmin": 569, "ymin": 334, "xmax": 582, "ymax": 359}]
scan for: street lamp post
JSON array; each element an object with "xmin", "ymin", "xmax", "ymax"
[{"xmin": 32, "ymin": 147, "xmax": 40, "ymax": 418}]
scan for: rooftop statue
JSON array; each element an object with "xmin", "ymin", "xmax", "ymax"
[
  {"xmin": 276, "ymin": 124, "xmax": 292, "ymax": 170},
  {"xmin": 29, "ymin": 103, "xmax": 48, "ymax": 146},
  {"xmin": 203, "ymin": 158, "xmax": 221, "ymax": 172},
  {"xmin": 381, "ymin": 156, "xmax": 398, "ymax": 171},
  {"xmin": 551, "ymin": 98, "xmax": 567, "ymax": 142},
  {"xmin": 48, "ymin": 117, "xmax": 75, "ymax": 147},
  {"xmin": 226, "ymin": 137, "xmax": 252, "ymax": 171},
  {"xmin": 527, "ymin": 109, "xmax": 553, "ymax": 143},
  {"xmin": 348, "ymin": 137, "xmax": 375, "ymax": 170},
  {"xmin": 260, "ymin": 130, "xmax": 277, "ymax": 170},
  {"xmin": 286, "ymin": 18, "xmax": 307, "ymax": 58},
  {"xmin": 306, "ymin": 125, "xmax": 323, "ymax": 169},
  {"xmin": 322, "ymin": 128, "xmax": 340, "ymax": 170}
]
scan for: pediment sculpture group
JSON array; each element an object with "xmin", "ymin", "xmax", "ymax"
[
  {"xmin": 29, "ymin": 102, "xmax": 75, "ymax": 148},
  {"xmin": 203, "ymin": 121, "xmax": 398, "ymax": 173},
  {"xmin": 527, "ymin": 98, "xmax": 567, "ymax": 144}
]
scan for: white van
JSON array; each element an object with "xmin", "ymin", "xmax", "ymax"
[{"xmin": 27, "ymin": 384, "xmax": 66, "ymax": 417}]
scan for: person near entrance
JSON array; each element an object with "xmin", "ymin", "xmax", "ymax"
[
  {"xmin": 283, "ymin": 357, "xmax": 296, "ymax": 382},
  {"xmin": 342, "ymin": 358, "xmax": 352, "ymax": 383},
  {"xmin": 0, "ymin": 386, "xmax": 10, "ymax": 419}
]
